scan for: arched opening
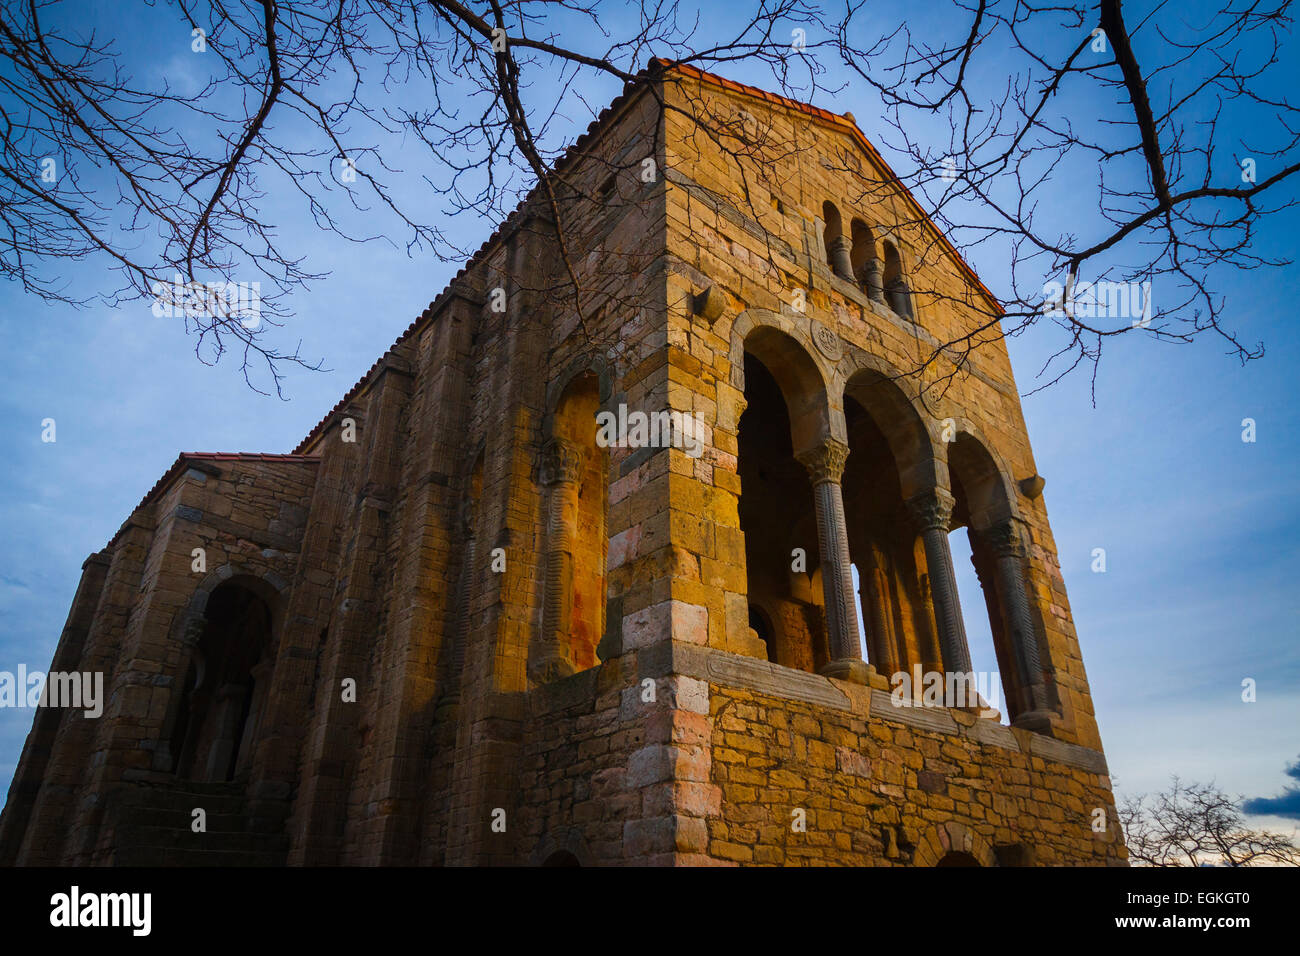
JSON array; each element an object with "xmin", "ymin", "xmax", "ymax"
[
  {"xmin": 822, "ymin": 201, "xmax": 843, "ymax": 268},
  {"xmin": 535, "ymin": 371, "xmax": 608, "ymax": 680},
  {"xmin": 850, "ymin": 219, "xmax": 882, "ymax": 301},
  {"xmin": 736, "ymin": 329, "xmax": 832, "ymax": 674},
  {"xmin": 822, "ymin": 201, "xmax": 853, "ymax": 281},
  {"xmin": 882, "ymin": 241, "xmax": 914, "ymax": 320},
  {"xmin": 841, "ymin": 397, "xmax": 908, "ymax": 679},
  {"xmin": 946, "ymin": 432, "xmax": 1044, "ymax": 723},
  {"xmin": 738, "ymin": 353, "xmax": 824, "ymax": 672},
  {"xmin": 840, "ymin": 368, "xmax": 943, "ymax": 689},
  {"xmin": 946, "ymin": 519, "xmax": 1005, "ymax": 721},
  {"xmin": 936, "ymin": 851, "xmax": 981, "ymax": 867},
  {"xmin": 172, "ymin": 580, "xmax": 275, "ymax": 782}
]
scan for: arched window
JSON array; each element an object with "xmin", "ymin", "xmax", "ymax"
[
  {"xmin": 946, "ymin": 432, "xmax": 1055, "ymax": 729},
  {"xmin": 737, "ymin": 336, "xmax": 830, "ymax": 675},
  {"xmin": 837, "ymin": 366, "xmax": 949, "ymax": 692},
  {"xmin": 534, "ymin": 372, "xmax": 608, "ymax": 681},
  {"xmin": 882, "ymin": 240, "xmax": 915, "ymax": 320},
  {"xmin": 850, "ymin": 219, "xmax": 883, "ymax": 302},
  {"xmin": 172, "ymin": 580, "xmax": 275, "ymax": 782},
  {"xmin": 822, "ymin": 201, "xmax": 853, "ymax": 281}
]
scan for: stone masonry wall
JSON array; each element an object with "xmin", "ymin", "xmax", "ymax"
[
  {"xmin": 0, "ymin": 65, "xmax": 1124, "ymax": 867},
  {"xmin": 648, "ymin": 641, "xmax": 1124, "ymax": 865},
  {"xmin": 659, "ymin": 67, "xmax": 1105, "ymax": 750}
]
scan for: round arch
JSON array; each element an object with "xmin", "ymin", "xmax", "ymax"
[
  {"xmin": 821, "ymin": 200, "xmax": 844, "ymax": 255},
  {"xmin": 726, "ymin": 310, "xmax": 838, "ymax": 455},
  {"xmin": 837, "ymin": 348, "xmax": 943, "ymax": 499},
  {"xmin": 871, "ymin": 226, "xmax": 914, "ymax": 273},
  {"xmin": 849, "ymin": 218, "xmax": 877, "ymax": 281},
  {"xmin": 168, "ymin": 563, "xmax": 289, "ymax": 648},
  {"xmin": 945, "ymin": 421, "xmax": 1022, "ymax": 531},
  {"xmin": 542, "ymin": 352, "xmax": 614, "ymax": 439},
  {"xmin": 913, "ymin": 822, "xmax": 998, "ymax": 867},
  {"xmin": 530, "ymin": 826, "xmax": 593, "ymax": 867},
  {"xmin": 156, "ymin": 564, "xmax": 288, "ymax": 775}
]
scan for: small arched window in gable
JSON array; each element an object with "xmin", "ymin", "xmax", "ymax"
[
  {"xmin": 822, "ymin": 201, "xmax": 853, "ymax": 281},
  {"xmin": 882, "ymin": 240, "xmax": 915, "ymax": 321},
  {"xmin": 850, "ymin": 219, "xmax": 884, "ymax": 303}
]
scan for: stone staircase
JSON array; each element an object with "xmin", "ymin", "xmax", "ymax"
[{"xmin": 111, "ymin": 781, "xmax": 289, "ymax": 866}]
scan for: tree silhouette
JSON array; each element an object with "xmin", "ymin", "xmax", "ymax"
[{"xmin": 1119, "ymin": 777, "xmax": 1300, "ymax": 866}]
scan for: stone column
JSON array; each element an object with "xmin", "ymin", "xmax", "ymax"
[
  {"xmin": 827, "ymin": 236, "xmax": 856, "ymax": 283},
  {"xmin": 205, "ymin": 681, "xmax": 251, "ymax": 782},
  {"xmin": 906, "ymin": 489, "xmax": 972, "ymax": 674},
  {"xmin": 969, "ymin": 544, "xmax": 1007, "ymax": 669},
  {"xmin": 153, "ymin": 615, "xmax": 207, "ymax": 773},
  {"xmin": 533, "ymin": 437, "xmax": 583, "ymax": 682},
  {"xmin": 886, "ymin": 278, "xmax": 915, "ymax": 320},
  {"xmin": 981, "ymin": 520, "xmax": 1054, "ymax": 729},
  {"xmin": 796, "ymin": 439, "xmax": 868, "ymax": 684},
  {"xmin": 916, "ymin": 572, "xmax": 943, "ymax": 673},
  {"xmin": 862, "ymin": 547, "xmax": 899, "ymax": 678},
  {"xmin": 234, "ymin": 658, "xmax": 273, "ymax": 778},
  {"xmin": 861, "ymin": 257, "xmax": 885, "ymax": 303}
]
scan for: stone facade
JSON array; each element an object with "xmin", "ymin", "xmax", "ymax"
[{"xmin": 0, "ymin": 62, "xmax": 1126, "ymax": 866}]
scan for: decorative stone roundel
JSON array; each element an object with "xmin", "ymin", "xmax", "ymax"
[{"xmin": 810, "ymin": 319, "xmax": 841, "ymax": 360}]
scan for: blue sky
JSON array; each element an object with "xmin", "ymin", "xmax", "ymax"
[{"xmin": 2, "ymin": 1, "xmax": 1298, "ymax": 837}]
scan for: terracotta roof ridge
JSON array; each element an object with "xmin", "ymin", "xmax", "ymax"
[{"xmin": 180, "ymin": 452, "xmax": 321, "ymax": 461}]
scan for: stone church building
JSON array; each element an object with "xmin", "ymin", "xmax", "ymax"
[{"xmin": 0, "ymin": 62, "xmax": 1126, "ymax": 866}]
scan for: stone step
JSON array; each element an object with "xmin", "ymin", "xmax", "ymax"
[
  {"xmin": 114, "ymin": 844, "xmax": 286, "ymax": 867},
  {"xmin": 129, "ymin": 780, "xmax": 246, "ymax": 796},
  {"xmin": 127, "ymin": 792, "xmax": 248, "ymax": 815},
  {"xmin": 118, "ymin": 806, "xmax": 256, "ymax": 831},
  {"xmin": 116, "ymin": 824, "xmax": 289, "ymax": 853}
]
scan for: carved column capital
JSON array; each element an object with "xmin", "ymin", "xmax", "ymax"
[
  {"xmin": 905, "ymin": 489, "xmax": 956, "ymax": 533},
  {"xmin": 539, "ymin": 437, "xmax": 583, "ymax": 486},
  {"xmin": 977, "ymin": 519, "xmax": 1025, "ymax": 559},
  {"xmin": 827, "ymin": 236, "xmax": 856, "ymax": 282},
  {"xmin": 796, "ymin": 439, "xmax": 850, "ymax": 486}
]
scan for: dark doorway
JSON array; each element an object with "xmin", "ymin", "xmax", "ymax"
[{"xmin": 173, "ymin": 581, "xmax": 274, "ymax": 782}]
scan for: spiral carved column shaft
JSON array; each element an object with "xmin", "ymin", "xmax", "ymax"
[
  {"xmin": 797, "ymin": 440, "xmax": 865, "ymax": 677},
  {"xmin": 906, "ymin": 489, "xmax": 973, "ymax": 675},
  {"xmin": 980, "ymin": 520, "xmax": 1053, "ymax": 721}
]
